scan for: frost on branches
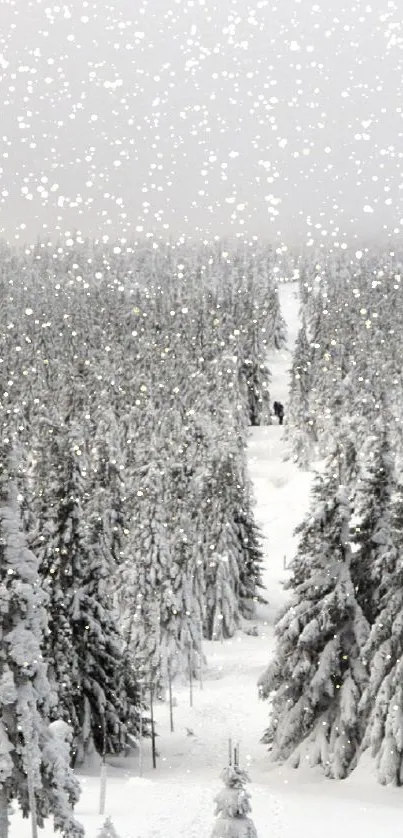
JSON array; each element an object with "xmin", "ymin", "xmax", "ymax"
[
  {"xmin": 360, "ymin": 482, "xmax": 403, "ymax": 785},
  {"xmin": 211, "ymin": 764, "xmax": 258, "ymax": 838},
  {"xmin": 0, "ymin": 441, "xmax": 83, "ymax": 838}
]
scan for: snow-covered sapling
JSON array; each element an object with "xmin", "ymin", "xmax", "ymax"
[
  {"xmin": 211, "ymin": 763, "xmax": 258, "ymax": 838},
  {"xmin": 97, "ymin": 815, "xmax": 120, "ymax": 838}
]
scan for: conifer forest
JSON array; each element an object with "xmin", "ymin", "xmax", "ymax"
[
  {"xmin": 2, "ymin": 1, "xmax": 403, "ymax": 836},
  {"xmin": 0, "ymin": 238, "xmax": 283, "ymax": 835},
  {"xmin": 3, "ymin": 237, "xmax": 403, "ymax": 837}
]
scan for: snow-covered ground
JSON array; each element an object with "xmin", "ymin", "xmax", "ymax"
[{"xmin": 11, "ymin": 282, "xmax": 403, "ymax": 837}]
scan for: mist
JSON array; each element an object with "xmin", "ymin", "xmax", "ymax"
[{"xmin": 0, "ymin": 0, "xmax": 401, "ymax": 247}]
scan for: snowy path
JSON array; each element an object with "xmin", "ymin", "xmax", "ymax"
[{"xmin": 12, "ymin": 283, "xmax": 403, "ymax": 837}]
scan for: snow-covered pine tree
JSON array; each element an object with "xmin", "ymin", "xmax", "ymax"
[
  {"xmin": 359, "ymin": 481, "xmax": 403, "ymax": 785},
  {"xmin": 225, "ymin": 253, "xmax": 274, "ymax": 427},
  {"xmin": 35, "ymin": 416, "xmax": 135, "ymax": 763},
  {"xmin": 30, "ymin": 416, "xmax": 82, "ymax": 751},
  {"xmin": 74, "ymin": 488, "xmax": 137, "ymax": 761},
  {"xmin": 235, "ymin": 508, "xmax": 265, "ymax": 620},
  {"xmin": 0, "ymin": 440, "xmax": 83, "ymax": 838},
  {"xmin": 211, "ymin": 762, "xmax": 258, "ymax": 838},
  {"xmin": 117, "ymin": 459, "xmax": 167, "ymax": 687},
  {"xmin": 232, "ymin": 465, "xmax": 265, "ymax": 620},
  {"xmin": 302, "ymin": 290, "xmax": 341, "ymax": 447},
  {"xmin": 198, "ymin": 439, "xmax": 265, "ymax": 640},
  {"xmin": 42, "ymin": 720, "xmax": 84, "ymax": 837},
  {"xmin": 267, "ymin": 283, "xmax": 287, "ymax": 351},
  {"xmin": 120, "ymin": 402, "xmax": 207, "ymax": 683},
  {"xmin": 350, "ymin": 421, "xmax": 395, "ymax": 626},
  {"xmin": 159, "ymin": 461, "xmax": 204, "ymax": 682},
  {"xmin": 239, "ymin": 354, "xmax": 271, "ymax": 427},
  {"xmin": 259, "ymin": 444, "xmax": 369, "ymax": 778},
  {"xmin": 200, "ymin": 452, "xmax": 242, "ymax": 641},
  {"xmin": 98, "ymin": 815, "xmax": 120, "ymax": 837},
  {"xmin": 287, "ymin": 318, "xmax": 316, "ymax": 466},
  {"xmin": 89, "ymin": 404, "xmax": 128, "ymax": 569}
]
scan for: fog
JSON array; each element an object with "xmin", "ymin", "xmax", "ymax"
[{"xmin": 0, "ymin": 0, "xmax": 401, "ymax": 245}]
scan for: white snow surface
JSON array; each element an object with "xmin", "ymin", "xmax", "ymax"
[{"xmin": 11, "ymin": 283, "xmax": 403, "ymax": 836}]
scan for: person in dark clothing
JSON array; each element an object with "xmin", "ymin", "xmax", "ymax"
[{"xmin": 273, "ymin": 401, "xmax": 284, "ymax": 425}]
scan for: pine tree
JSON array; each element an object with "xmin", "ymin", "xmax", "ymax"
[
  {"xmin": 160, "ymin": 474, "xmax": 204, "ymax": 682},
  {"xmin": 200, "ymin": 447, "xmax": 265, "ymax": 639},
  {"xmin": 359, "ymin": 483, "xmax": 403, "ymax": 785},
  {"xmin": 34, "ymin": 418, "xmax": 136, "ymax": 763},
  {"xmin": 31, "ymin": 416, "xmax": 84, "ymax": 750},
  {"xmin": 351, "ymin": 423, "xmax": 395, "ymax": 626},
  {"xmin": 232, "ymin": 466, "xmax": 265, "ymax": 620},
  {"xmin": 259, "ymin": 447, "xmax": 369, "ymax": 778},
  {"xmin": 0, "ymin": 441, "xmax": 83, "ymax": 837},
  {"xmin": 201, "ymin": 453, "xmax": 242, "ymax": 641},
  {"xmin": 98, "ymin": 815, "xmax": 120, "ymax": 837},
  {"xmin": 287, "ymin": 319, "xmax": 316, "ymax": 466},
  {"xmin": 211, "ymin": 763, "xmax": 258, "ymax": 838},
  {"xmin": 235, "ymin": 505, "xmax": 266, "ymax": 620},
  {"xmin": 90, "ymin": 405, "xmax": 128, "ymax": 569},
  {"xmin": 267, "ymin": 284, "xmax": 287, "ymax": 351},
  {"xmin": 239, "ymin": 356, "xmax": 271, "ymax": 428},
  {"xmin": 42, "ymin": 721, "xmax": 84, "ymax": 837},
  {"xmin": 118, "ymin": 460, "xmax": 167, "ymax": 686}
]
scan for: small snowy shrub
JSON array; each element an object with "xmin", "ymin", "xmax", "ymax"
[
  {"xmin": 98, "ymin": 815, "xmax": 120, "ymax": 838},
  {"xmin": 211, "ymin": 764, "xmax": 258, "ymax": 838}
]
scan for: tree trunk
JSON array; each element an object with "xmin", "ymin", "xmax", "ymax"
[
  {"xmin": 0, "ymin": 785, "xmax": 9, "ymax": 838},
  {"xmin": 26, "ymin": 761, "xmax": 39, "ymax": 838}
]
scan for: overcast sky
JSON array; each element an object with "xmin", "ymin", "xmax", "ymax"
[{"xmin": 0, "ymin": 0, "xmax": 401, "ymax": 246}]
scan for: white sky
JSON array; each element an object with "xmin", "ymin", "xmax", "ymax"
[{"xmin": 0, "ymin": 0, "xmax": 402, "ymax": 246}]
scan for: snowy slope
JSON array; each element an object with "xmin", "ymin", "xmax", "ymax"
[
  {"xmin": 248, "ymin": 281, "xmax": 312, "ymax": 619},
  {"xmin": 11, "ymin": 282, "xmax": 403, "ymax": 838}
]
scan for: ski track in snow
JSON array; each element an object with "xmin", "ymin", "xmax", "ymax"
[{"xmin": 11, "ymin": 283, "xmax": 403, "ymax": 837}]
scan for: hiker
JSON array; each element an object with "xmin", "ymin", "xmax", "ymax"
[{"xmin": 273, "ymin": 401, "xmax": 284, "ymax": 425}]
